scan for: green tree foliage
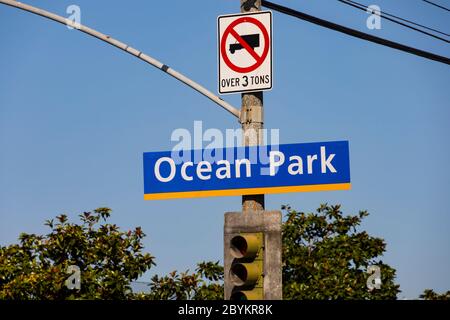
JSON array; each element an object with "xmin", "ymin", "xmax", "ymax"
[
  {"xmin": 282, "ymin": 204, "xmax": 400, "ymax": 299},
  {"xmin": 0, "ymin": 208, "xmax": 223, "ymax": 300},
  {"xmin": 7, "ymin": 204, "xmax": 447, "ymax": 300},
  {"xmin": 420, "ymin": 289, "xmax": 450, "ymax": 300},
  {"xmin": 0, "ymin": 208, "xmax": 154, "ymax": 299},
  {"xmin": 136, "ymin": 261, "xmax": 223, "ymax": 300}
]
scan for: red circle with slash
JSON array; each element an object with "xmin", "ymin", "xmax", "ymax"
[{"xmin": 221, "ymin": 16, "xmax": 270, "ymax": 73}]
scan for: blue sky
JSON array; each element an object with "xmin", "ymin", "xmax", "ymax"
[{"xmin": 0, "ymin": 0, "xmax": 449, "ymax": 299}]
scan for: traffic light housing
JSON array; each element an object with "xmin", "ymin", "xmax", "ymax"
[
  {"xmin": 229, "ymin": 233, "xmax": 264, "ymax": 300},
  {"xmin": 224, "ymin": 211, "xmax": 282, "ymax": 300}
]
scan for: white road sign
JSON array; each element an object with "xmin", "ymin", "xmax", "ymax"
[{"xmin": 218, "ymin": 11, "xmax": 272, "ymax": 94}]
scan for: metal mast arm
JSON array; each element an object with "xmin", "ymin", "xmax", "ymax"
[{"xmin": 0, "ymin": 0, "xmax": 240, "ymax": 119}]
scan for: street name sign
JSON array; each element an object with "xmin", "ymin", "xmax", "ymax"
[
  {"xmin": 218, "ymin": 11, "xmax": 272, "ymax": 94},
  {"xmin": 143, "ymin": 141, "xmax": 351, "ymax": 200}
]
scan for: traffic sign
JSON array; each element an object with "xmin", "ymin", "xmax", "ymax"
[
  {"xmin": 218, "ymin": 11, "xmax": 272, "ymax": 94},
  {"xmin": 143, "ymin": 141, "xmax": 351, "ymax": 200}
]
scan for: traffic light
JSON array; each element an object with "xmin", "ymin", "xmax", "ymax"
[
  {"xmin": 224, "ymin": 211, "xmax": 282, "ymax": 300},
  {"xmin": 229, "ymin": 232, "xmax": 264, "ymax": 300}
]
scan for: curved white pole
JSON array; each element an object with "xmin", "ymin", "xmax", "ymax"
[{"xmin": 0, "ymin": 0, "xmax": 241, "ymax": 119}]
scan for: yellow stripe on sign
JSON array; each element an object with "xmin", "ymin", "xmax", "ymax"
[{"xmin": 143, "ymin": 183, "xmax": 351, "ymax": 200}]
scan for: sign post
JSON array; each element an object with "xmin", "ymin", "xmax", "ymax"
[{"xmin": 142, "ymin": 0, "xmax": 353, "ymax": 300}]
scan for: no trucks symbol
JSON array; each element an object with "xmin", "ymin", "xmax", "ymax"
[{"xmin": 218, "ymin": 11, "xmax": 272, "ymax": 94}]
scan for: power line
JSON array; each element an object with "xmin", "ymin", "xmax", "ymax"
[
  {"xmin": 339, "ymin": 0, "xmax": 449, "ymax": 43},
  {"xmin": 261, "ymin": 0, "xmax": 450, "ymax": 66},
  {"xmin": 339, "ymin": 0, "xmax": 450, "ymax": 40},
  {"xmin": 422, "ymin": 0, "xmax": 450, "ymax": 12}
]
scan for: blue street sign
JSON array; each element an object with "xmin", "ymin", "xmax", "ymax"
[{"xmin": 143, "ymin": 141, "xmax": 351, "ymax": 200}]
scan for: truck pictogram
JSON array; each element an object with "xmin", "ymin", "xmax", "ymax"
[{"xmin": 229, "ymin": 33, "xmax": 260, "ymax": 54}]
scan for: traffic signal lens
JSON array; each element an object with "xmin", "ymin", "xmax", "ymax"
[
  {"xmin": 230, "ymin": 234, "xmax": 261, "ymax": 258},
  {"xmin": 230, "ymin": 290, "xmax": 262, "ymax": 300},
  {"xmin": 230, "ymin": 263, "xmax": 247, "ymax": 286},
  {"xmin": 230, "ymin": 235, "xmax": 247, "ymax": 258},
  {"xmin": 230, "ymin": 263, "xmax": 260, "ymax": 286},
  {"xmin": 230, "ymin": 291, "xmax": 247, "ymax": 300}
]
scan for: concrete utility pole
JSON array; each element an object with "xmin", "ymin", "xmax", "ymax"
[
  {"xmin": 240, "ymin": 0, "xmax": 265, "ymax": 212},
  {"xmin": 223, "ymin": 0, "xmax": 281, "ymax": 301}
]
